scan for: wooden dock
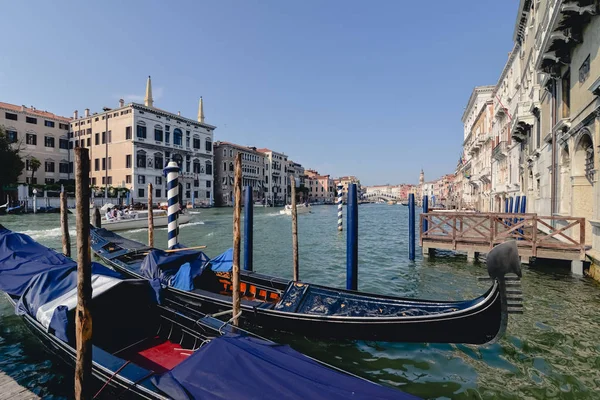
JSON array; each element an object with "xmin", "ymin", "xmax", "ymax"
[
  {"xmin": 0, "ymin": 371, "xmax": 40, "ymax": 400},
  {"xmin": 420, "ymin": 212, "xmax": 586, "ymax": 268}
]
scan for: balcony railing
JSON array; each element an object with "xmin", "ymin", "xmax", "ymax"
[{"xmin": 492, "ymin": 141, "xmax": 508, "ymax": 160}]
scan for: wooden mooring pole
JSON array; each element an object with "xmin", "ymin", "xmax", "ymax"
[
  {"xmin": 74, "ymin": 147, "xmax": 92, "ymax": 400},
  {"xmin": 93, "ymin": 207, "xmax": 101, "ymax": 228},
  {"xmin": 291, "ymin": 175, "xmax": 299, "ymax": 281},
  {"xmin": 232, "ymin": 153, "xmax": 242, "ymax": 327},
  {"xmin": 148, "ymin": 183, "xmax": 154, "ymax": 247},
  {"xmin": 60, "ymin": 192, "xmax": 71, "ymax": 258}
]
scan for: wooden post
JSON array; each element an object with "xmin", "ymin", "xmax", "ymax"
[
  {"xmin": 532, "ymin": 215, "xmax": 537, "ymax": 257},
  {"xmin": 93, "ymin": 208, "xmax": 101, "ymax": 228},
  {"xmin": 290, "ymin": 175, "xmax": 299, "ymax": 281},
  {"xmin": 232, "ymin": 153, "xmax": 242, "ymax": 327},
  {"xmin": 74, "ymin": 148, "xmax": 92, "ymax": 400},
  {"xmin": 580, "ymin": 217, "xmax": 585, "ymax": 259},
  {"xmin": 60, "ymin": 192, "xmax": 71, "ymax": 258},
  {"xmin": 148, "ymin": 183, "xmax": 154, "ymax": 247}
]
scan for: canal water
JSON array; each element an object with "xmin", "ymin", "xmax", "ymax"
[{"xmin": 1, "ymin": 204, "xmax": 599, "ymax": 399}]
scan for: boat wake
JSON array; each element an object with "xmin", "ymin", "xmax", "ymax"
[{"xmin": 21, "ymin": 227, "xmax": 77, "ymax": 240}]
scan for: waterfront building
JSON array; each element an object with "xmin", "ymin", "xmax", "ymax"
[
  {"xmin": 305, "ymin": 169, "xmax": 335, "ymax": 203},
  {"xmin": 460, "ymin": 86, "xmax": 495, "ymax": 211},
  {"xmin": 69, "ymin": 77, "xmax": 215, "ymax": 205},
  {"xmin": 286, "ymin": 160, "xmax": 305, "ymax": 202},
  {"xmin": 213, "ymin": 141, "xmax": 265, "ymax": 206},
  {"xmin": 333, "ymin": 176, "xmax": 361, "ymax": 201},
  {"xmin": 0, "ymin": 102, "xmax": 71, "ymax": 184},
  {"xmin": 257, "ymin": 148, "xmax": 288, "ymax": 206}
]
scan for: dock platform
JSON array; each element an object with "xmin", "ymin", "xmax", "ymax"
[
  {"xmin": 420, "ymin": 212, "xmax": 586, "ymax": 268},
  {"xmin": 0, "ymin": 371, "xmax": 40, "ymax": 400}
]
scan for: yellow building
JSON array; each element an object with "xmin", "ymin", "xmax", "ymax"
[{"xmin": 0, "ymin": 102, "xmax": 71, "ymax": 184}]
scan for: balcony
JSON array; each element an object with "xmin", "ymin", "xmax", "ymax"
[
  {"xmin": 510, "ymin": 101, "xmax": 535, "ymax": 143},
  {"xmin": 480, "ymin": 166, "xmax": 491, "ymax": 183},
  {"xmin": 492, "ymin": 141, "xmax": 508, "ymax": 160}
]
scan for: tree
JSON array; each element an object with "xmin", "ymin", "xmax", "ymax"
[
  {"xmin": 29, "ymin": 157, "xmax": 41, "ymax": 184},
  {"xmin": 0, "ymin": 127, "xmax": 25, "ymax": 201}
]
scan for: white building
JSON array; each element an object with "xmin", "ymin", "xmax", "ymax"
[
  {"xmin": 258, "ymin": 148, "xmax": 288, "ymax": 206},
  {"xmin": 70, "ymin": 77, "xmax": 215, "ymax": 205}
]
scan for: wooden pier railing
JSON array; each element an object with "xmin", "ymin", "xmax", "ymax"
[{"xmin": 420, "ymin": 212, "xmax": 586, "ymax": 260}]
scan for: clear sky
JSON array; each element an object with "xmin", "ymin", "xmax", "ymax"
[{"xmin": 1, "ymin": 0, "xmax": 518, "ymax": 186}]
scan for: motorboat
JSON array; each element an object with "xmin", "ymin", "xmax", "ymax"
[
  {"xmin": 279, "ymin": 204, "xmax": 312, "ymax": 215},
  {"xmin": 91, "ymin": 228, "xmax": 523, "ymax": 344},
  {"xmin": 100, "ymin": 209, "xmax": 192, "ymax": 231},
  {"xmin": 0, "ymin": 226, "xmax": 416, "ymax": 399}
]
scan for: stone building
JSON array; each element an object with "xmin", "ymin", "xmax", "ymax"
[
  {"xmin": 257, "ymin": 148, "xmax": 288, "ymax": 206},
  {"xmin": 213, "ymin": 141, "xmax": 265, "ymax": 206},
  {"xmin": 70, "ymin": 76, "xmax": 215, "ymax": 205},
  {"xmin": 305, "ymin": 169, "xmax": 335, "ymax": 203},
  {"xmin": 0, "ymin": 102, "xmax": 71, "ymax": 184}
]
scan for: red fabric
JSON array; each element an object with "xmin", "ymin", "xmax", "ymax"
[{"xmin": 124, "ymin": 337, "xmax": 191, "ymax": 373}]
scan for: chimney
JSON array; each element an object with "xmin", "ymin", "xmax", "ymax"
[
  {"xmin": 84, "ymin": 108, "xmax": 90, "ymax": 117},
  {"xmin": 73, "ymin": 110, "xmax": 78, "ymax": 119},
  {"xmin": 177, "ymin": 111, "xmax": 181, "ymax": 116},
  {"xmin": 119, "ymin": 98, "xmax": 124, "ymax": 107},
  {"xmin": 197, "ymin": 97, "xmax": 204, "ymax": 123},
  {"xmin": 144, "ymin": 76, "xmax": 153, "ymax": 107}
]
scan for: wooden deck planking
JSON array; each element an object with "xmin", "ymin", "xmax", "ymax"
[{"xmin": 0, "ymin": 371, "xmax": 40, "ymax": 400}]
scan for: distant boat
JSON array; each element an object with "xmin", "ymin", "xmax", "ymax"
[
  {"xmin": 387, "ymin": 200, "xmax": 396, "ymax": 205},
  {"xmin": 280, "ymin": 204, "xmax": 312, "ymax": 215},
  {"xmin": 400, "ymin": 201, "xmax": 409, "ymax": 206},
  {"xmin": 99, "ymin": 209, "xmax": 192, "ymax": 231}
]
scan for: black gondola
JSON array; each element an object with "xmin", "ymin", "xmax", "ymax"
[
  {"xmin": 91, "ymin": 228, "xmax": 524, "ymax": 344},
  {"xmin": 0, "ymin": 226, "xmax": 416, "ymax": 400}
]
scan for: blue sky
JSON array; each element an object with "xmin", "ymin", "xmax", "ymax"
[{"xmin": 2, "ymin": 0, "xmax": 518, "ymax": 185}]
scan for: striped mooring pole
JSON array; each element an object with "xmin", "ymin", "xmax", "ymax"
[
  {"xmin": 337, "ymin": 184, "xmax": 343, "ymax": 232},
  {"xmin": 164, "ymin": 161, "xmax": 180, "ymax": 249}
]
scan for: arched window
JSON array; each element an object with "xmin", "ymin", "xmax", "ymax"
[
  {"xmin": 172, "ymin": 153, "xmax": 183, "ymax": 169},
  {"xmin": 205, "ymin": 161, "xmax": 212, "ymax": 175},
  {"xmin": 154, "ymin": 152, "xmax": 164, "ymax": 169},
  {"xmin": 154, "ymin": 124, "xmax": 163, "ymax": 142},
  {"xmin": 229, "ymin": 162, "xmax": 234, "ymax": 172},
  {"xmin": 137, "ymin": 150, "xmax": 147, "ymax": 168},
  {"xmin": 173, "ymin": 128, "xmax": 183, "ymax": 146},
  {"xmin": 574, "ymin": 132, "xmax": 594, "ymax": 182}
]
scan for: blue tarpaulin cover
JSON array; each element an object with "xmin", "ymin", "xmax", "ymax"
[
  {"xmin": 208, "ymin": 248, "xmax": 233, "ymax": 272},
  {"xmin": 16, "ymin": 263, "xmax": 122, "ymax": 342},
  {"xmin": 0, "ymin": 226, "xmax": 78, "ymax": 296},
  {"xmin": 140, "ymin": 247, "xmax": 210, "ymax": 286},
  {"xmin": 151, "ymin": 334, "xmax": 418, "ymax": 400},
  {"xmin": 171, "ymin": 262, "xmax": 194, "ymax": 291}
]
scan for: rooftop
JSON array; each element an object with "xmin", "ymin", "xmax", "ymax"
[
  {"xmin": 0, "ymin": 101, "xmax": 70, "ymax": 123},
  {"xmin": 214, "ymin": 141, "xmax": 262, "ymax": 154}
]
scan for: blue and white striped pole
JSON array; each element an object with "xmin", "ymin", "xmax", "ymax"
[
  {"xmin": 163, "ymin": 161, "xmax": 180, "ymax": 249},
  {"xmin": 337, "ymin": 184, "xmax": 343, "ymax": 232}
]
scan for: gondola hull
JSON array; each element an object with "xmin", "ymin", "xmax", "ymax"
[{"xmin": 91, "ymin": 228, "xmax": 520, "ymax": 344}]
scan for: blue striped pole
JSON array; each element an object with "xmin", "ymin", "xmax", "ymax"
[
  {"xmin": 337, "ymin": 184, "xmax": 343, "ymax": 232},
  {"xmin": 422, "ymin": 195, "xmax": 429, "ymax": 234},
  {"xmin": 346, "ymin": 184, "xmax": 358, "ymax": 290},
  {"xmin": 520, "ymin": 195, "xmax": 526, "ymax": 213},
  {"xmin": 163, "ymin": 161, "xmax": 180, "ymax": 249},
  {"xmin": 408, "ymin": 193, "xmax": 415, "ymax": 261}
]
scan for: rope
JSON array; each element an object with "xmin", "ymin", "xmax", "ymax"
[{"xmin": 93, "ymin": 360, "xmax": 131, "ymax": 399}]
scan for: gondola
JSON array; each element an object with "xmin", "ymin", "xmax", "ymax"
[
  {"xmin": 0, "ymin": 226, "xmax": 416, "ymax": 400},
  {"xmin": 91, "ymin": 227, "xmax": 524, "ymax": 344}
]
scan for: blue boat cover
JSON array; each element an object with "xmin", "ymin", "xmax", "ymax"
[
  {"xmin": 140, "ymin": 247, "xmax": 210, "ymax": 288},
  {"xmin": 151, "ymin": 334, "xmax": 418, "ymax": 400},
  {"xmin": 0, "ymin": 226, "xmax": 78, "ymax": 296},
  {"xmin": 208, "ymin": 248, "xmax": 233, "ymax": 272},
  {"xmin": 171, "ymin": 262, "xmax": 194, "ymax": 291},
  {"xmin": 16, "ymin": 263, "xmax": 122, "ymax": 342}
]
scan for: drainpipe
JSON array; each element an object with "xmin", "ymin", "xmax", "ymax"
[{"xmin": 550, "ymin": 79, "xmax": 557, "ymax": 221}]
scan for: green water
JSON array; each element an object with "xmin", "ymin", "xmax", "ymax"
[{"xmin": 1, "ymin": 204, "xmax": 600, "ymax": 399}]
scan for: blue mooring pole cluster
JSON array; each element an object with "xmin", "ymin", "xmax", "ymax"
[
  {"xmin": 243, "ymin": 186, "xmax": 253, "ymax": 271},
  {"xmin": 422, "ymin": 195, "xmax": 429, "ymax": 234},
  {"xmin": 346, "ymin": 184, "xmax": 358, "ymax": 291},
  {"xmin": 408, "ymin": 193, "xmax": 415, "ymax": 261}
]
